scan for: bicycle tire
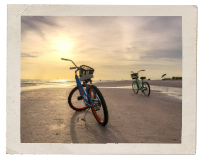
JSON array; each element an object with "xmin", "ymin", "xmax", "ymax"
[
  {"xmin": 88, "ymin": 85, "xmax": 108, "ymax": 126},
  {"xmin": 132, "ymin": 81, "xmax": 139, "ymax": 94},
  {"xmin": 142, "ymin": 82, "xmax": 150, "ymax": 96},
  {"xmin": 68, "ymin": 85, "xmax": 89, "ymax": 111}
]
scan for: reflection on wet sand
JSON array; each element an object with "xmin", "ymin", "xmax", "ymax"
[{"xmin": 98, "ymin": 85, "xmax": 182, "ymax": 100}]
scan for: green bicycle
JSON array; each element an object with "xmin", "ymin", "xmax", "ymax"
[{"xmin": 131, "ymin": 70, "xmax": 150, "ymax": 96}]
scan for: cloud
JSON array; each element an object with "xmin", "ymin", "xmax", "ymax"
[
  {"xmin": 21, "ymin": 16, "xmax": 182, "ymax": 79},
  {"xmin": 138, "ymin": 16, "xmax": 181, "ymax": 33},
  {"xmin": 21, "ymin": 16, "xmax": 59, "ymax": 37},
  {"xmin": 21, "ymin": 52, "xmax": 40, "ymax": 59},
  {"xmin": 139, "ymin": 47, "xmax": 182, "ymax": 60},
  {"xmin": 130, "ymin": 17, "xmax": 182, "ymax": 60},
  {"xmin": 100, "ymin": 61, "xmax": 181, "ymax": 73}
]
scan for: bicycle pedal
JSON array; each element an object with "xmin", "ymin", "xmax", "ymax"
[
  {"xmin": 77, "ymin": 96, "xmax": 83, "ymax": 100},
  {"xmin": 93, "ymin": 100, "xmax": 99, "ymax": 103},
  {"xmin": 92, "ymin": 99, "xmax": 99, "ymax": 104},
  {"xmin": 94, "ymin": 106, "xmax": 100, "ymax": 111}
]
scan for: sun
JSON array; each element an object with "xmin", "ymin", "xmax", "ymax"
[{"xmin": 55, "ymin": 39, "xmax": 72, "ymax": 52}]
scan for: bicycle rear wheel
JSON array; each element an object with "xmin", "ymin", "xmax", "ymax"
[
  {"xmin": 142, "ymin": 82, "xmax": 150, "ymax": 96},
  {"xmin": 68, "ymin": 85, "xmax": 89, "ymax": 111},
  {"xmin": 88, "ymin": 85, "xmax": 108, "ymax": 126},
  {"xmin": 132, "ymin": 81, "xmax": 139, "ymax": 94}
]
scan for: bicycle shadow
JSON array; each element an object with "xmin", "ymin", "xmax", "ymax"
[
  {"xmin": 86, "ymin": 122, "xmax": 130, "ymax": 143},
  {"xmin": 70, "ymin": 110, "xmax": 100, "ymax": 143},
  {"xmin": 131, "ymin": 90, "xmax": 151, "ymax": 98},
  {"xmin": 69, "ymin": 110, "xmax": 129, "ymax": 143},
  {"xmin": 69, "ymin": 111, "xmax": 86, "ymax": 143}
]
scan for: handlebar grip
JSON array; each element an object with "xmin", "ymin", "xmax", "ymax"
[
  {"xmin": 141, "ymin": 70, "xmax": 145, "ymax": 71},
  {"xmin": 70, "ymin": 67, "xmax": 77, "ymax": 69},
  {"xmin": 61, "ymin": 58, "xmax": 70, "ymax": 61}
]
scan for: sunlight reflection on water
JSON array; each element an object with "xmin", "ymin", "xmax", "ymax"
[{"xmin": 20, "ymin": 83, "xmax": 75, "ymax": 91}]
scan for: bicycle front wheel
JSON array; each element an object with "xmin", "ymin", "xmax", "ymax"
[
  {"xmin": 142, "ymin": 82, "xmax": 150, "ymax": 96},
  {"xmin": 132, "ymin": 81, "xmax": 139, "ymax": 94},
  {"xmin": 68, "ymin": 86, "xmax": 89, "ymax": 111},
  {"xmin": 88, "ymin": 85, "xmax": 108, "ymax": 126}
]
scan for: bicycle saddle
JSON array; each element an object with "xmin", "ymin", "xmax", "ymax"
[{"xmin": 140, "ymin": 77, "xmax": 146, "ymax": 80}]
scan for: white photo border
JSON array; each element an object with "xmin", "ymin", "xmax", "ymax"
[{"xmin": 6, "ymin": 5, "xmax": 197, "ymax": 154}]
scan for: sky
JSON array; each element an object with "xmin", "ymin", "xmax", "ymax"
[{"xmin": 21, "ymin": 16, "xmax": 182, "ymax": 80}]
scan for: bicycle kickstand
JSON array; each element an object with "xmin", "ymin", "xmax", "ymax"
[{"xmin": 81, "ymin": 107, "xmax": 90, "ymax": 121}]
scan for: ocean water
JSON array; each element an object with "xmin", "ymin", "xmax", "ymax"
[
  {"xmin": 21, "ymin": 79, "xmax": 76, "ymax": 87},
  {"xmin": 20, "ymin": 79, "xmax": 109, "ymax": 91},
  {"xmin": 21, "ymin": 79, "xmax": 77, "ymax": 91}
]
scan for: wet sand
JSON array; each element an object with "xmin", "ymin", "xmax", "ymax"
[
  {"xmin": 94, "ymin": 80, "xmax": 182, "ymax": 88},
  {"xmin": 21, "ymin": 80, "xmax": 182, "ymax": 143}
]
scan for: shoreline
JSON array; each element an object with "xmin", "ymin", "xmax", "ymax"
[
  {"xmin": 21, "ymin": 80, "xmax": 182, "ymax": 100},
  {"xmin": 21, "ymin": 80, "xmax": 182, "ymax": 91}
]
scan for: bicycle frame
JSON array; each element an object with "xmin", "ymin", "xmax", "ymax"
[
  {"xmin": 61, "ymin": 58, "xmax": 101, "ymax": 108},
  {"xmin": 75, "ymin": 75, "xmax": 100, "ymax": 108},
  {"xmin": 135, "ymin": 77, "xmax": 144, "ymax": 89}
]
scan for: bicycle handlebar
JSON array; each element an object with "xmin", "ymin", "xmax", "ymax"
[
  {"xmin": 61, "ymin": 58, "xmax": 78, "ymax": 68},
  {"xmin": 131, "ymin": 70, "xmax": 145, "ymax": 74},
  {"xmin": 61, "ymin": 58, "xmax": 80, "ymax": 75},
  {"xmin": 61, "ymin": 58, "xmax": 71, "ymax": 61},
  {"xmin": 70, "ymin": 67, "xmax": 77, "ymax": 69},
  {"xmin": 138, "ymin": 70, "xmax": 145, "ymax": 73}
]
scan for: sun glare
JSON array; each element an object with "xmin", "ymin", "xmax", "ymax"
[{"xmin": 55, "ymin": 39, "xmax": 72, "ymax": 52}]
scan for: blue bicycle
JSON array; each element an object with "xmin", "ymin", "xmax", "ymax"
[{"xmin": 61, "ymin": 58, "xmax": 108, "ymax": 126}]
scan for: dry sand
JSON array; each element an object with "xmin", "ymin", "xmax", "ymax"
[{"xmin": 21, "ymin": 80, "xmax": 182, "ymax": 143}]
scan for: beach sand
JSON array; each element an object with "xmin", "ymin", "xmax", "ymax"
[
  {"xmin": 94, "ymin": 80, "xmax": 182, "ymax": 88},
  {"xmin": 21, "ymin": 80, "xmax": 182, "ymax": 143}
]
